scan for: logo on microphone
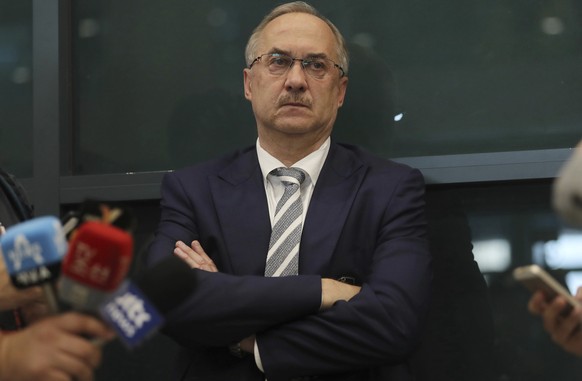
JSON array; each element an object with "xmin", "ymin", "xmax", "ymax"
[
  {"xmin": 0, "ymin": 216, "xmax": 67, "ymax": 288},
  {"xmin": 7, "ymin": 235, "xmax": 43, "ymax": 270},
  {"xmin": 67, "ymin": 241, "xmax": 112, "ymax": 285},
  {"xmin": 99, "ymin": 281, "xmax": 163, "ymax": 349}
]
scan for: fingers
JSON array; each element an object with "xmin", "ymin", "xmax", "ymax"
[
  {"xmin": 51, "ymin": 348, "xmax": 97, "ymax": 381},
  {"xmin": 49, "ymin": 313, "xmax": 113, "ymax": 379},
  {"xmin": 551, "ymin": 311, "xmax": 581, "ymax": 345},
  {"xmin": 174, "ymin": 240, "xmax": 218, "ymax": 272},
  {"xmin": 55, "ymin": 312, "xmax": 115, "ymax": 342},
  {"xmin": 190, "ymin": 241, "xmax": 218, "ymax": 272},
  {"xmin": 528, "ymin": 291, "xmax": 548, "ymax": 315},
  {"xmin": 529, "ymin": 292, "xmax": 582, "ymax": 356},
  {"xmin": 173, "ymin": 241, "xmax": 199, "ymax": 268},
  {"xmin": 541, "ymin": 296, "xmax": 568, "ymax": 332},
  {"xmin": 0, "ymin": 313, "xmax": 111, "ymax": 381},
  {"xmin": 540, "ymin": 297, "xmax": 581, "ymax": 343}
]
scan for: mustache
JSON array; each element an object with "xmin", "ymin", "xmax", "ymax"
[{"xmin": 278, "ymin": 94, "xmax": 312, "ymax": 107}]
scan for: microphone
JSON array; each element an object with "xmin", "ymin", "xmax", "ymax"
[
  {"xmin": 98, "ymin": 255, "xmax": 197, "ymax": 349},
  {"xmin": 553, "ymin": 145, "xmax": 582, "ymax": 227},
  {"xmin": 0, "ymin": 216, "xmax": 68, "ymax": 314},
  {"xmin": 58, "ymin": 221, "xmax": 133, "ymax": 313}
]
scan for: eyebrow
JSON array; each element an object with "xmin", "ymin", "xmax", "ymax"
[{"xmin": 267, "ymin": 48, "xmax": 329, "ymax": 60}]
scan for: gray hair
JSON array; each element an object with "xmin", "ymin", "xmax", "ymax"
[{"xmin": 244, "ymin": 1, "xmax": 349, "ymax": 75}]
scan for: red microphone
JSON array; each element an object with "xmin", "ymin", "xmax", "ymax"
[{"xmin": 58, "ymin": 221, "xmax": 133, "ymax": 313}]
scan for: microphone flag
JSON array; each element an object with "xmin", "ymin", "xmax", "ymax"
[{"xmin": 99, "ymin": 280, "xmax": 164, "ymax": 349}]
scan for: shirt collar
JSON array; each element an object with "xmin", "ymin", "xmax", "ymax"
[{"xmin": 256, "ymin": 137, "xmax": 330, "ymax": 187}]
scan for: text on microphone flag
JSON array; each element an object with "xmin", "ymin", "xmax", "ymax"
[{"xmin": 0, "ymin": 216, "xmax": 67, "ymax": 272}]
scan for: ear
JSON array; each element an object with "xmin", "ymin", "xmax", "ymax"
[
  {"xmin": 337, "ymin": 76, "xmax": 348, "ymax": 108},
  {"xmin": 243, "ymin": 68, "xmax": 252, "ymax": 101}
]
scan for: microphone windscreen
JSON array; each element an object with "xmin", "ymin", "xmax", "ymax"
[
  {"xmin": 62, "ymin": 221, "xmax": 133, "ymax": 291},
  {"xmin": 59, "ymin": 221, "xmax": 133, "ymax": 311},
  {"xmin": 0, "ymin": 216, "xmax": 67, "ymax": 288}
]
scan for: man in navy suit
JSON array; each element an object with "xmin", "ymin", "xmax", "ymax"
[{"xmin": 145, "ymin": 2, "xmax": 431, "ymax": 380}]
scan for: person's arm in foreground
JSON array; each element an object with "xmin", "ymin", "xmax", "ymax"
[
  {"xmin": 0, "ymin": 312, "xmax": 114, "ymax": 381},
  {"xmin": 528, "ymin": 287, "xmax": 582, "ymax": 357}
]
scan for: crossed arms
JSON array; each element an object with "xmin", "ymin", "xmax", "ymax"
[{"xmin": 145, "ymin": 163, "xmax": 431, "ymax": 378}]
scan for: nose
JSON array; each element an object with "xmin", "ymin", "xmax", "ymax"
[{"xmin": 284, "ymin": 60, "xmax": 307, "ymax": 92}]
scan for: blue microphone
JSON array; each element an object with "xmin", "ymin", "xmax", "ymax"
[
  {"xmin": 98, "ymin": 256, "xmax": 196, "ymax": 349},
  {"xmin": 0, "ymin": 216, "xmax": 68, "ymax": 314}
]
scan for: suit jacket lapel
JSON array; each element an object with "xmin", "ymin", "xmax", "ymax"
[
  {"xmin": 208, "ymin": 143, "xmax": 366, "ymax": 277},
  {"xmin": 209, "ymin": 148, "xmax": 271, "ymax": 275},
  {"xmin": 300, "ymin": 143, "xmax": 366, "ymax": 275}
]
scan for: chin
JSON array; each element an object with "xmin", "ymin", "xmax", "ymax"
[{"xmin": 274, "ymin": 122, "xmax": 315, "ymax": 135}]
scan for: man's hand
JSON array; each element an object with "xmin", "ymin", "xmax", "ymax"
[
  {"xmin": 239, "ymin": 334, "xmax": 256, "ymax": 354},
  {"xmin": 0, "ymin": 258, "xmax": 44, "ymax": 312},
  {"xmin": 174, "ymin": 240, "xmax": 218, "ymax": 272},
  {"xmin": 320, "ymin": 278, "xmax": 361, "ymax": 310},
  {"xmin": 0, "ymin": 312, "xmax": 115, "ymax": 381},
  {"xmin": 528, "ymin": 287, "xmax": 582, "ymax": 357}
]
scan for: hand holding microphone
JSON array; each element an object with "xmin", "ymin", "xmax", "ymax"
[
  {"xmin": 0, "ymin": 312, "xmax": 114, "ymax": 381},
  {"xmin": 0, "ymin": 201, "xmax": 147, "ymax": 381},
  {"xmin": 0, "ymin": 216, "xmax": 116, "ymax": 381}
]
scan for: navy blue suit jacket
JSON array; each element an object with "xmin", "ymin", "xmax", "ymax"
[{"xmin": 145, "ymin": 141, "xmax": 432, "ymax": 381}]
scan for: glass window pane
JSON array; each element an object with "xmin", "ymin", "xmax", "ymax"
[
  {"xmin": 72, "ymin": 0, "xmax": 582, "ymax": 173},
  {"xmin": 0, "ymin": 0, "xmax": 32, "ymax": 177}
]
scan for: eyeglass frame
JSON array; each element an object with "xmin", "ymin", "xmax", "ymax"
[{"xmin": 248, "ymin": 52, "xmax": 346, "ymax": 79}]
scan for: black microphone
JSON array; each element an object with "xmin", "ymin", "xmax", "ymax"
[{"xmin": 98, "ymin": 255, "xmax": 197, "ymax": 349}]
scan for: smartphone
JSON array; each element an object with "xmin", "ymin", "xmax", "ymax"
[{"xmin": 513, "ymin": 264, "xmax": 581, "ymax": 311}]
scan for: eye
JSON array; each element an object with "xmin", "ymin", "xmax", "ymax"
[
  {"xmin": 268, "ymin": 55, "xmax": 291, "ymax": 67},
  {"xmin": 305, "ymin": 59, "xmax": 327, "ymax": 71}
]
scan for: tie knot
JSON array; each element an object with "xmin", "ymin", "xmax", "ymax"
[{"xmin": 271, "ymin": 167, "xmax": 306, "ymax": 185}]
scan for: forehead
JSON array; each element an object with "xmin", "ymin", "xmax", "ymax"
[{"xmin": 259, "ymin": 12, "xmax": 337, "ymax": 57}]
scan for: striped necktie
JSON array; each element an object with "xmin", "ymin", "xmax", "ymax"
[{"xmin": 265, "ymin": 167, "xmax": 306, "ymax": 277}]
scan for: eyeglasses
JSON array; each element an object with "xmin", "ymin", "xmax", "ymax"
[{"xmin": 249, "ymin": 53, "xmax": 345, "ymax": 79}]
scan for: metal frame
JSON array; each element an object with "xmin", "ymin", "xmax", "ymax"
[
  {"xmin": 32, "ymin": 0, "xmax": 61, "ymax": 216},
  {"xmin": 52, "ymin": 148, "xmax": 568, "ymax": 203}
]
